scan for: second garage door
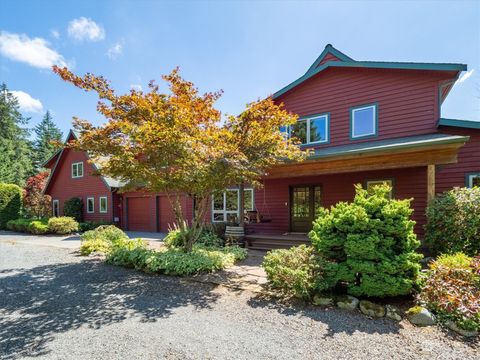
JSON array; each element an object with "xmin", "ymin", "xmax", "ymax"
[{"xmin": 127, "ymin": 197, "xmax": 154, "ymax": 231}]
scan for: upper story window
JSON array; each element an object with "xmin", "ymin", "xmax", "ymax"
[
  {"xmin": 466, "ymin": 172, "xmax": 480, "ymax": 188},
  {"xmin": 212, "ymin": 188, "xmax": 254, "ymax": 223},
  {"xmin": 72, "ymin": 162, "xmax": 84, "ymax": 178},
  {"xmin": 289, "ymin": 113, "xmax": 330, "ymax": 145},
  {"xmin": 350, "ymin": 104, "xmax": 377, "ymax": 139}
]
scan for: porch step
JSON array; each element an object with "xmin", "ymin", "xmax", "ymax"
[{"xmin": 245, "ymin": 234, "xmax": 311, "ymax": 251}]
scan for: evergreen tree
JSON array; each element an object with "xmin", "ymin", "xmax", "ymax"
[
  {"xmin": 0, "ymin": 83, "xmax": 33, "ymax": 186},
  {"xmin": 33, "ymin": 111, "xmax": 63, "ymax": 171}
]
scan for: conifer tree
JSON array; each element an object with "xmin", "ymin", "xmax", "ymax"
[{"xmin": 33, "ymin": 110, "xmax": 63, "ymax": 171}]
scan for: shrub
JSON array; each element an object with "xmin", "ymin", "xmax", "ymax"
[
  {"xmin": 63, "ymin": 197, "xmax": 83, "ymax": 222},
  {"xmin": 78, "ymin": 220, "xmax": 113, "ymax": 233},
  {"xmin": 263, "ymin": 245, "xmax": 326, "ymax": 299},
  {"xmin": 23, "ymin": 172, "xmax": 51, "ymax": 218},
  {"xmin": 164, "ymin": 227, "xmax": 224, "ymax": 249},
  {"xmin": 6, "ymin": 218, "xmax": 49, "ymax": 234},
  {"xmin": 0, "ymin": 184, "xmax": 23, "ymax": 229},
  {"xmin": 425, "ymin": 187, "xmax": 480, "ymax": 256},
  {"xmin": 164, "ymin": 228, "xmax": 183, "ymax": 248},
  {"xmin": 418, "ymin": 253, "xmax": 480, "ymax": 332},
  {"xmin": 7, "ymin": 218, "xmax": 31, "ymax": 232},
  {"xmin": 48, "ymin": 216, "xmax": 79, "ymax": 234},
  {"xmin": 28, "ymin": 219, "xmax": 49, "ymax": 234},
  {"xmin": 310, "ymin": 184, "xmax": 423, "ymax": 297},
  {"xmin": 80, "ymin": 225, "xmax": 128, "ymax": 255}
]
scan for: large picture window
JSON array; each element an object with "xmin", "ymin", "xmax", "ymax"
[
  {"xmin": 350, "ymin": 104, "xmax": 377, "ymax": 139},
  {"xmin": 212, "ymin": 188, "xmax": 254, "ymax": 223},
  {"xmin": 466, "ymin": 172, "xmax": 480, "ymax": 188},
  {"xmin": 72, "ymin": 162, "xmax": 84, "ymax": 178},
  {"xmin": 289, "ymin": 113, "xmax": 329, "ymax": 145}
]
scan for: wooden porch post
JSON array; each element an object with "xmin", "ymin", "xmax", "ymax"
[
  {"xmin": 239, "ymin": 182, "xmax": 245, "ymax": 227},
  {"xmin": 427, "ymin": 164, "xmax": 435, "ymax": 202}
]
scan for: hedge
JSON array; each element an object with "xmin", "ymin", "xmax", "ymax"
[{"xmin": 0, "ymin": 183, "xmax": 23, "ymax": 229}]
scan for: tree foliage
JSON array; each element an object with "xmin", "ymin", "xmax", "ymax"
[
  {"xmin": 23, "ymin": 171, "xmax": 52, "ymax": 218},
  {"xmin": 0, "ymin": 183, "xmax": 23, "ymax": 229},
  {"xmin": 52, "ymin": 66, "xmax": 305, "ymax": 251},
  {"xmin": 63, "ymin": 197, "xmax": 83, "ymax": 222},
  {"xmin": 33, "ymin": 111, "xmax": 63, "ymax": 171}
]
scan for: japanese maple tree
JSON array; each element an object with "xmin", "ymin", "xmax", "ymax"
[
  {"xmin": 52, "ymin": 66, "xmax": 305, "ymax": 251},
  {"xmin": 23, "ymin": 171, "xmax": 51, "ymax": 218}
]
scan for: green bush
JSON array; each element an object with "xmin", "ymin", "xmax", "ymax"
[
  {"xmin": 164, "ymin": 228, "xmax": 183, "ymax": 248},
  {"xmin": 63, "ymin": 197, "xmax": 83, "ymax": 222},
  {"xmin": 263, "ymin": 245, "xmax": 326, "ymax": 299},
  {"xmin": 28, "ymin": 219, "xmax": 49, "ymax": 234},
  {"xmin": 78, "ymin": 220, "xmax": 112, "ymax": 232},
  {"xmin": 48, "ymin": 216, "xmax": 79, "ymax": 234},
  {"xmin": 418, "ymin": 253, "xmax": 480, "ymax": 332},
  {"xmin": 6, "ymin": 218, "xmax": 49, "ymax": 234},
  {"xmin": 7, "ymin": 218, "xmax": 32, "ymax": 232},
  {"xmin": 425, "ymin": 187, "xmax": 480, "ymax": 256},
  {"xmin": 0, "ymin": 184, "xmax": 22, "ymax": 229},
  {"xmin": 80, "ymin": 225, "xmax": 128, "ymax": 255},
  {"xmin": 164, "ymin": 227, "xmax": 224, "ymax": 249},
  {"xmin": 310, "ymin": 184, "xmax": 423, "ymax": 297}
]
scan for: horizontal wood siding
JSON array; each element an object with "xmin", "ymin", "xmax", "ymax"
[
  {"xmin": 436, "ymin": 128, "xmax": 480, "ymax": 192},
  {"xmin": 46, "ymin": 148, "xmax": 113, "ymax": 222},
  {"xmin": 275, "ymin": 67, "xmax": 456, "ymax": 148},
  {"xmin": 318, "ymin": 52, "xmax": 342, "ymax": 66}
]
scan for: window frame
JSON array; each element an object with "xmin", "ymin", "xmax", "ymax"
[
  {"xmin": 365, "ymin": 178, "xmax": 394, "ymax": 199},
  {"xmin": 465, "ymin": 172, "xmax": 480, "ymax": 188},
  {"xmin": 99, "ymin": 196, "xmax": 108, "ymax": 213},
  {"xmin": 86, "ymin": 197, "xmax": 95, "ymax": 214},
  {"xmin": 211, "ymin": 188, "xmax": 255, "ymax": 223},
  {"xmin": 289, "ymin": 112, "xmax": 330, "ymax": 146},
  {"xmin": 52, "ymin": 199, "xmax": 60, "ymax": 217},
  {"xmin": 350, "ymin": 103, "xmax": 378, "ymax": 140},
  {"xmin": 71, "ymin": 162, "xmax": 84, "ymax": 178}
]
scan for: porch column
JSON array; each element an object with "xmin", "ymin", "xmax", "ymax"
[
  {"xmin": 239, "ymin": 182, "xmax": 245, "ymax": 227},
  {"xmin": 427, "ymin": 164, "xmax": 435, "ymax": 202}
]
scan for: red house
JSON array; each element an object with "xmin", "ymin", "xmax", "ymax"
[{"xmin": 44, "ymin": 45, "xmax": 480, "ymax": 249}]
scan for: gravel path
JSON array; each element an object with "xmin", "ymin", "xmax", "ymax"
[{"xmin": 0, "ymin": 241, "xmax": 477, "ymax": 360}]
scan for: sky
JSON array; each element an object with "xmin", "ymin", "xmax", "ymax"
[{"xmin": 1, "ymin": 0, "xmax": 479, "ymax": 137}]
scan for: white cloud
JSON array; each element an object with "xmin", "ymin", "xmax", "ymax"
[
  {"xmin": 107, "ymin": 41, "xmax": 123, "ymax": 59},
  {"xmin": 457, "ymin": 69, "xmax": 474, "ymax": 84},
  {"xmin": 68, "ymin": 17, "xmax": 105, "ymax": 41},
  {"xmin": 130, "ymin": 84, "xmax": 142, "ymax": 91},
  {"xmin": 11, "ymin": 90, "xmax": 43, "ymax": 113},
  {"xmin": 51, "ymin": 29, "xmax": 60, "ymax": 39},
  {"xmin": 0, "ymin": 31, "xmax": 67, "ymax": 69}
]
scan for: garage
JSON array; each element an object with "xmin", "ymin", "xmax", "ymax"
[
  {"xmin": 126, "ymin": 197, "xmax": 154, "ymax": 231},
  {"xmin": 157, "ymin": 196, "xmax": 176, "ymax": 232}
]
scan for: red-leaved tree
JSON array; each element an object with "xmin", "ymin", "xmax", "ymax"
[{"xmin": 23, "ymin": 171, "xmax": 52, "ymax": 218}]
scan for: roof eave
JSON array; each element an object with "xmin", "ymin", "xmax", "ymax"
[{"xmin": 438, "ymin": 118, "xmax": 480, "ymax": 130}]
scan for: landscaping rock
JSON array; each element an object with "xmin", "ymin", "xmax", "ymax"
[
  {"xmin": 359, "ymin": 300, "xmax": 385, "ymax": 318},
  {"xmin": 336, "ymin": 295, "xmax": 359, "ymax": 311},
  {"xmin": 406, "ymin": 306, "xmax": 435, "ymax": 326},
  {"xmin": 312, "ymin": 295, "xmax": 334, "ymax": 306},
  {"xmin": 446, "ymin": 321, "xmax": 479, "ymax": 338},
  {"xmin": 385, "ymin": 305, "xmax": 402, "ymax": 321}
]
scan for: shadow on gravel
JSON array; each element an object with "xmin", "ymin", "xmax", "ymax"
[
  {"xmin": 247, "ymin": 294, "xmax": 403, "ymax": 338},
  {"xmin": 0, "ymin": 260, "xmax": 220, "ymax": 359}
]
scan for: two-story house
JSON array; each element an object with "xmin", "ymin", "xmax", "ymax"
[{"xmin": 44, "ymin": 45, "xmax": 480, "ymax": 249}]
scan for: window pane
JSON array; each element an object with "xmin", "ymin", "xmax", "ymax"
[
  {"xmin": 226, "ymin": 212, "xmax": 238, "ymax": 223},
  {"xmin": 353, "ymin": 106, "xmax": 375, "ymax": 137},
  {"xmin": 244, "ymin": 189, "xmax": 253, "ymax": 211},
  {"xmin": 87, "ymin": 199, "xmax": 94, "ymax": 212},
  {"xmin": 292, "ymin": 187, "xmax": 310, "ymax": 217},
  {"xmin": 471, "ymin": 175, "xmax": 480, "ymax": 188},
  {"xmin": 213, "ymin": 193, "xmax": 224, "ymax": 210},
  {"xmin": 100, "ymin": 198, "xmax": 107, "ymax": 212},
  {"xmin": 310, "ymin": 116, "xmax": 327, "ymax": 143},
  {"xmin": 291, "ymin": 120, "xmax": 307, "ymax": 144},
  {"xmin": 78, "ymin": 163, "xmax": 83, "ymax": 176},
  {"xmin": 72, "ymin": 164, "xmax": 77, "ymax": 177},
  {"xmin": 213, "ymin": 213, "xmax": 224, "ymax": 222},
  {"xmin": 225, "ymin": 190, "xmax": 238, "ymax": 211},
  {"xmin": 314, "ymin": 186, "xmax": 322, "ymax": 216}
]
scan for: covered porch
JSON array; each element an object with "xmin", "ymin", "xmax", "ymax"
[{"xmin": 244, "ymin": 134, "xmax": 468, "ymax": 250}]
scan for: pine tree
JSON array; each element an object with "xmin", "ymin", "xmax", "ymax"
[
  {"xmin": 0, "ymin": 83, "xmax": 33, "ymax": 186},
  {"xmin": 33, "ymin": 111, "xmax": 63, "ymax": 171}
]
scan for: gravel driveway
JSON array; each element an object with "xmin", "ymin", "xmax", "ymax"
[{"xmin": 0, "ymin": 241, "xmax": 477, "ymax": 360}]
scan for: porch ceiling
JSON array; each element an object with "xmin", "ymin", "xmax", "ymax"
[{"xmin": 266, "ymin": 133, "xmax": 469, "ymax": 179}]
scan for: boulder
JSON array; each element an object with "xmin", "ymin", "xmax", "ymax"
[
  {"xmin": 359, "ymin": 300, "xmax": 385, "ymax": 318},
  {"xmin": 406, "ymin": 306, "xmax": 436, "ymax": 326},
  {"xmin": 385, "ymin": 305, "xmax": 402, "ymax": 321},
  {"xmin": 312, "ymin": 295, "xmax": 334, "ymax": 306},
  {"xmin": 336, "ymin": 295, "xmax": 359, "ymax": 311},
  {"xmin": 446, "ymin": 321, "xmax": 479, "ymax": 338}
]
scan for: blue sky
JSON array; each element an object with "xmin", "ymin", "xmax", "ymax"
[{"xmin": 1, "ymin": 0, "xmax": 479, "ymax": 137}]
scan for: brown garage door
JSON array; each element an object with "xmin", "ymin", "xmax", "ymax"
[
  {"xmin": 127, "ymin": 197, "xmax": 153, "ymax": 231},
  {"xmin": 157, "ymin": 196, "xmax": 176, "ymax": 233}
]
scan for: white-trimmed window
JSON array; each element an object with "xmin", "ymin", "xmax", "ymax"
[
  {"xmin": 289, "ymin": 113, "xmax": 329, "ymax": 145},
  {"xmin": 466, "ymin": 172, "xmax": 480, "ymax": 188},
  {"xmin": 53, "ymin": 199, "xmax": 60, "ymax": 217},
  {"xmin": 212, "ymin": 188, "xmax": 254, "ymax": 223},
  {"xmin": 366, "ymin": 179, "xmax": 393, "ymax": 199},
  {"xmin": 86, "ymin": 197, "xmax": 95, "ymax": 213},
  {"xmin": 72, "ymin": 162, "xmax": 84, "ymax": 178},
  {"xmin": 99, "ymin": 196, "xmax": 108, "ymax": 213},
  {"xmin": 351, "ymin": 104, "xmax": 377, "ymax": 139}
]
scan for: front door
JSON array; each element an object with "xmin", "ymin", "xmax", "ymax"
[{"xmin": 290, "ymin": 185, "xmax": 322, "ymax": 232}]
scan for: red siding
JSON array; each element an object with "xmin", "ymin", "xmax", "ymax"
[
  {"xmin": 45, "ymin": 148, "xmax": 113, "ymax": 223},
  {"xmin": 275, "ymin": 67, "xmax": 456, "ymax": 148}
]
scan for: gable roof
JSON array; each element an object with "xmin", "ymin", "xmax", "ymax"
[
  {"xmin": 43, "ymin": 130, "xmax": 125, "ymax": 194},
  {"xmin": 437, "ymin": 118, "xmax": 480, "ymax": 130},
  {"xmin": 273, "ymin": 44, "xmax": 467, "ymax": 99}
]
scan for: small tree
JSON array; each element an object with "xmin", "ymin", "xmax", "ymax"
[
  {"xmin": 64, "ymin": 197, "xmax": 83, "ymax": 222},
  {"xmin": 53, "ymin": 66, "xmax": 305, "ymax": 251},
  {"xmin": 310, "ymin": 184, "xmax": 422, "ymax": 297},
  {"xmin": 0, "ymin": 183, "xmax": 22, "ymax": 229},
  {"xmin": 23, "ymin": 171, "xmax": 52, "ymax": 218}
]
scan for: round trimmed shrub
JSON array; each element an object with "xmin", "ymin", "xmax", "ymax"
[
  {"xmin": 48, "ymin": 216, "xmax": 79, "ymax": 234},
  {"xmin": 64, "ymin": 197, "xmax": 83, "ymax": 222},
  {"xmin": 0, "ymin": 183, "xmax": 22, "ymax": 229},
  {"xmin": 425, "ymin": 187, "xmax": 480, "ymax": 256}
]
